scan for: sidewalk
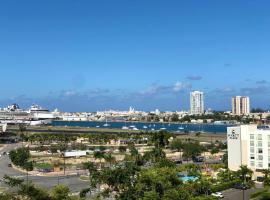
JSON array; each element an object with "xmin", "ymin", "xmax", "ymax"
[{"xmin": 12, "ymin": 164, "xmax": 86, "ymax": 177}]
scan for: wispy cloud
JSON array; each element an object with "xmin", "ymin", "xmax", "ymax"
[
  {"xmin": 137, "ymin": 82, "xmax": 192, "ymax": 97},
  {"xmin": 256, "ymin": 80, "xmax": 267, "ymax": 84},
  {"xmin": 186, "ymin": 75, "xmax": 202, "ymax": 81}
]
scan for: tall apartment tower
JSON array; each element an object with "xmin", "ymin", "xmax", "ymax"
[
  {"xmin": 190, "ymin": 91, "xmax": 204, "ymax": 115},
  {"xmin": 232, "ymin": 96, "xmax": 250, "ymax": 115}
]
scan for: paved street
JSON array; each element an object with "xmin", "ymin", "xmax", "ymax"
[
  {"xmin": 0, "ymin": 143, "xmax": 89, "ymax": 193},
  {"xmin": 222, "ymin": 187, "xmax": 263, "ymax": 200}
]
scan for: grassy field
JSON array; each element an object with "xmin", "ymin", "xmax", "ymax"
[{"xmin": 7, "ymin": 125, "xmax": 227, "ymax": 143}]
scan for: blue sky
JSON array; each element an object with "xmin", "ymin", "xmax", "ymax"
[{"xmin": 0, "ymin": 0, "xmax": 270, "ymax": 111}]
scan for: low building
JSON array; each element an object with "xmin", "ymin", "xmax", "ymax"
[{"xmin": 227, "ymin": 125, "xmax": 270, "ymax": 180}]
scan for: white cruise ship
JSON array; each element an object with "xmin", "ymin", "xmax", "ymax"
[
  {"xmin": 27, "ymin": 104, "xmax": 55, "ymax": 125},
  {"xmin": 0, "ymin": 104, "xmax": 55, "ymax": 126}
]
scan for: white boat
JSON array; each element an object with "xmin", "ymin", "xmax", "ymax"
[
  {"xmin": 143, "ymin": 125, "xmax": 148, "ymax": 129},
  {"xmin": 151, "ymin": 128, "xmax": 155, "ymax": 131},
  {"xmin": 160, "ymin": 127, "xmax": 167, "ymax": 130},
  {"xmin": 133, "ymin": 127, "xmax": 139, "ymax": 131},
  {"xmin": 96, "ymin": 126, "xmax": 100, "ymax": 128},
  {"xmin": 129, "ymin": 125, "xmax": 136, "ymax": 128},
  {"xmin": 103, "ymin": 117, "xmax": 110, "ymax": 127},
  {"xmin": 178, "ymin": 126, "xmax": 184, "ymax": 130},
  {"xmin": 122, "ymin": 126, "xmax": 129, "ymax": 130}
]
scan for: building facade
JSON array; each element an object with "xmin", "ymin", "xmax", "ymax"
[
  {"xmin": 190, "ymin": 91, "xmax": 204, "ymax": 115},
  {"xmin": 227, "ymin": 125, "xmax": 270, "ymax": 179},
  {"xmin": 232, "ymin": 96, "xmax": 250, "ymax": 115}
]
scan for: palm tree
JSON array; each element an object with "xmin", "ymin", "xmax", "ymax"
[
  {"xmin": 93, "ymin": 151, "xmax": 105, "ymax": 168},
  {"xmin": 237, "ymin": 165, "xmax": 253, "ymax": 186},
  {"xmin": 104, "ymin": 153, "xmax": 116, "ymax": 167},
  {"xmin": 170, "ymin": 138, "xmax": 184, "ymax": 160},
  {"xmin": 262, "ymin": 169, "xmax": 270, "ymax": 187}
]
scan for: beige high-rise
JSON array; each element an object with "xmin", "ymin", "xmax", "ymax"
[{"xmin": 232, "ymin": 96, "xmax": 250, "ymax": 115}]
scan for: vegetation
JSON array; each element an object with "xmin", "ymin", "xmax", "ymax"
[
  {"xmin": 9, "ymin": 147, "xmax": 33, "ymax": 171},
  {"xmin": 2, "ymin": 129, "xmax": 251, "ymax": 200}
]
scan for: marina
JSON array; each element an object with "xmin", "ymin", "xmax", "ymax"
[{"xmin": 52, "ymin": 120, "xmax": 230, "ymax": 134}]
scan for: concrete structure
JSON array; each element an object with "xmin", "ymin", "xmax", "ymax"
[
  {"xmin": 190, "ymin": 91, "xmax": 204, "ymax": 115},
  {"xmin": 227, "ymin": 125, "xmax": 270, "ymax": 180},
  {"xmin": 64, "ymin": 151, "xmax": 87, "ymax": 157},
  {"xmin": 232, "ymin": 96, "xmax": 250, "ymax": 115},
  {"xmin": 0, "ymin": 123, "xmax": 7, "ymax": 133}
]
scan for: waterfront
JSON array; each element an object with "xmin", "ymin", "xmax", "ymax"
[{"xmin": 52, "ymin": 121, "xmax": 229, "ymax": 134}]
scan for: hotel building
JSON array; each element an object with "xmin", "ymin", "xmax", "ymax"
[
  {"xmin": 232, "ymin": 96, "xmax": 250, "ymax": 115},
  {"xmin": 227, "ymin": 125, "xmax": 270, "ymax": 179},
  {"xmin": 190, "ymin": 91, "xmax": 204, "ymax": 115}
]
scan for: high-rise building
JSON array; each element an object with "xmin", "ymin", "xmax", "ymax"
[
  {"xmin": 190, "ymin": 91, "xmax": 204, "ymax": 115},
  {"xmin": 227, "ymin": 125, "xmax": 270, "ymax": 180},
  {"xmin": 232, "ymin": 96, "xmax": 250, "ymax": 115}
]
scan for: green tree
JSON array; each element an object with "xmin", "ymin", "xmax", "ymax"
[
  {"xmin": 262, "ymin": 169, "xmax": 270, "ymax": 187},
  {"xmin": 104, "ymin": 153, "xmax": 116, "ymax": 167},
  {"xmin": 51, "ymin": 185, "xmax": 70, "ymax": 200},
  {"xmin": 170, "ymin": 139, "xmax": 184, "ymax": 160},
  {"xmin": 94, "ymin": 151, "xmax": 105, "ymax": 168},
  {"xmin": 151, "ymin": 130, "xmax": 172, "ymax": 148},
  {"xmin": 236, "ymin": 165, "xmax": 254, "ymax": 187}
]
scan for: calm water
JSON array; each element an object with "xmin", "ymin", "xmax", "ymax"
[{"xmin": 52, "ymin": 121, "xmax": 230, "ymax": 134}]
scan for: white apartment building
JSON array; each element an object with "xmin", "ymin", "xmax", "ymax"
[
  {"xmin": 232, "ymin": 96, "xmax": 250, "ymax": 115},
  {"xmin": 190, "ymin": 91, "xmax": 204, "ymax": 115},
  {"xmin": 227, "ymin": 125, "xmax": 270, "ymax": 179}
]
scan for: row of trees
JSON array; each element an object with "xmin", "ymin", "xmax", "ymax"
[
  {"xmin": 9, "ymin": 147, "xmax": 33, "ymax": 171},
  {"xmin": 0, "ymin": 175, "xmax": 80, "ymax": 200}
]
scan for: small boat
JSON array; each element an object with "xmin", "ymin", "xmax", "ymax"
[
  {"xmin": 143, "ymin": 125, "xmax": 148, "ymax": 129},
  {"xmin": 133, "ymin": 127, "xmax": 139, "ymax": 131},
  {"xmin": 178, "ymin": 126, "xmax": 184, "ymax": 130},
  {"xmin": 160, "ymin": 127, "xmax": 167, "ymax": 130},
  {"xmin": 129, "ymin": 125, "xmax": 136, "ymax": 128},
  {"xmin": 96, "ymin": 126, "xmax": 100, "ymax": 128},
  {"xmin": 122, "ymin": 126, "xmax": 129, "ymax": 130},
  {"xmin": 151, "ymin": 128, "xmax": 155, "ymax": 131},
  {"xmin": 103, "ymin": 117, "xmax": 110, "ymax": 127}
]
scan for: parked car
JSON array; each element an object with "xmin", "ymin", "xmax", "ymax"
[
  {"xmin": 174, "ymin": 160, "xmax": 183, "ymax": 165},
  {"xmin": 193, "ymin": 156, "xmax": 205, "ymax": 162},
  {"xmin": 211, "ymin": 192, "xmax": 224, "ymax": 198},
  {"xmin": 8, "ymin": 163, "xmax": 12, "ymax": 167},
  {"xmin": 234, "ymin": 183, "xmax": 250, "ymax": 190}
]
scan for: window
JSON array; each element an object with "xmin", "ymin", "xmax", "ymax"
[
  {"xmin": 257, "ymin": 134, "xmax": 262, "ymax": 140},
  {"xmin": 268, "ymin": 135, "xmax": 270, "ymax": 140},
  {"xmin": 250, "ymin": 141, "xmax": 254, "ymax": 146},
  {"xmin": 250, "ymin": 134, "xmax": 255, "ymax": 140},
  {"xmin": 250, "ymin": 148, "xmax": 254, "ymax": 153},
  {"xmin": 257, "ymin": 162, "xmax": 263, "ymax": 168},
  {"xmin": 258, "ymin": 141, "xmax": 263, "ymax": 147},
  {"xmin": 258, "ymin": 155, "xmax": 263, "ymax": 161},
  {"xmin": 258, "ymin": 149, "xmax": 263, "ymax": 154},
  {"xmin": 250, "ymin": 161, "xmax": 255, "ymax": 167},
  {"xmin": 250, "ymin": 155, "xmax": 255, "ymax": 160}
]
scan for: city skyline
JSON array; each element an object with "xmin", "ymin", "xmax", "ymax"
[{"xmin": 1, "ymin": 1, "xmax": 270, "ymax": 111}]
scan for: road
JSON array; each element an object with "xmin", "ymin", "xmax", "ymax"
[
  {"xmin": 222, "ymin": 186, "xmax": 263, "ymax": 200},
  {"xmin": 0, "ymin": 143, "xmax": 89, "ymax": 193}
]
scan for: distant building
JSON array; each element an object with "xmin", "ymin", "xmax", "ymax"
[
  {"xmin": 190, "ymin": 91, "xmax": 204, "ymax": 115},
  {"xmin": 227, "ymin": 125, "xmax": 270, "ymax": 180},
  {"xmin": 232, "ymin": 96, "xmax": 250, "ymax": 115}
]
